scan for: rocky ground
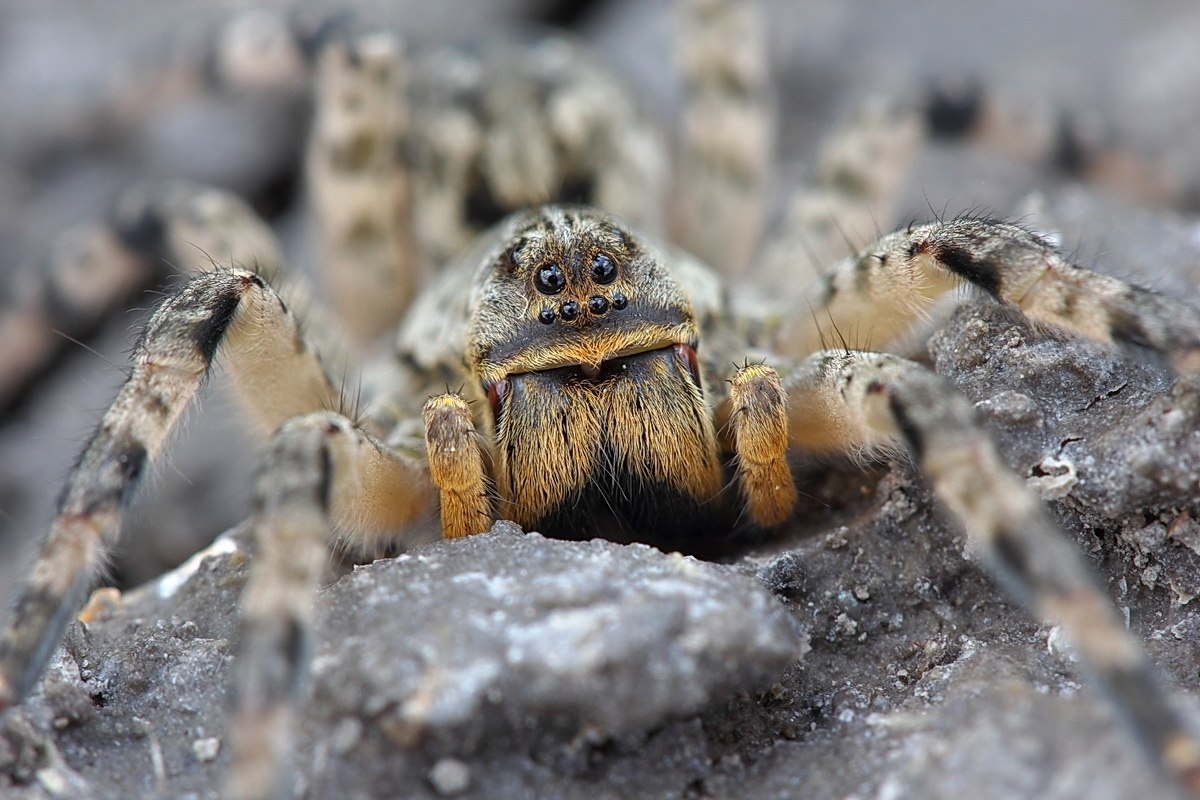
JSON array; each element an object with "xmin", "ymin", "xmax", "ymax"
[{"xmin": 3, "ymin": 1, "xmax": 1200, "ymax": 799}]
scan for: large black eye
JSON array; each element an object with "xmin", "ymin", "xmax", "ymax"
[
  {"xmin": 535, "ymin": 263, "xmax": 566, "ymax": 295},
  {"xmin": 591, "ymin": 253, "xmax": 617, "ymax": 284}
]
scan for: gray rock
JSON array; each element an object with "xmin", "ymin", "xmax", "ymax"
[
  {"xmin": 308, "ymin": 523, "xmax": 803, "ymax": 754},
  {"xmin": 1, "ymin": 524, "xmax": 804, "ymax": 799}
]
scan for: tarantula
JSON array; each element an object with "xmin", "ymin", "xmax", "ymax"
[{"xmin": 2, "ymin": 2, "xmax": 1200, "ymax": 798}]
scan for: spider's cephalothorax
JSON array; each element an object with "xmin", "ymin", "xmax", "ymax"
[{"xmin": 466, "ymin": 207, "xmax": 724, "ymax": 544}]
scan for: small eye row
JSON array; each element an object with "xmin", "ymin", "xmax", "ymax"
[
  {"xmin": 538, "ymin": 291, "xmax": 628, "ymax": 324},
  {"xmin": 534, "ymin": 253, "xmax": 618, "ymax": 295}
]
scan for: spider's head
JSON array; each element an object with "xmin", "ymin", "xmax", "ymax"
[
  {"xmin": 465, "ymin": 205, "xmax": 725, "ymax": 545},
  {"xmin": 467, "ymin": 205, "xmax": 699, "ymax": 389}
]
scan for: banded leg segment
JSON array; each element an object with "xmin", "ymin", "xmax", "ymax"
[
  {"xmin": 756, "ymin": 96, "xmax": 924, "ymax": 288},
  {"xmin": 229, "ymin": 411, "xmax": 433, "ymax": 800},
  {"xmin": 770, "ymin": 218, "xmax": 1200, "ymax": 367},
  {"xmin": 308, "ymin": 29, "xmax": 417, "ymax": 344},
  {"xmin": 0, "ymin": 182, "xmax": 347, "ymax": 415},
  {"xmin": 0, "ymin": 269, "xmax": 336, "ymax": 711},
  {"xmin": 784, "ymin": 350, "xmax": 1200, "ymax": 797},
  {"xmin": 673, "ymin": 0, "xmax": 774, "ymax": 276},
  {"xmin": 925, "ymin": 81, "xmax": 1184, "ymax": 209}
]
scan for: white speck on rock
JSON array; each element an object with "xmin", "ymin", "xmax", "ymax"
[
  {"xmin": 428, "ymin": 757, "xmax": 471, "ymax": 795},
  {"xmin": 1027, "ymin": 455, "xmax": 1078, "ymax": 499},
  {"xmin": 192, "ymin": 737, "xmax": 221, "ymax": 762},
  {"xmin": 157, "ymin": 535, "xmax": 239, "ymax": 599}
]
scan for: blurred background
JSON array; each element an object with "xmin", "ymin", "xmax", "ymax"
[{"xmin": 2, "ymin": 0, "xmax": 1200, "ymax": 591}]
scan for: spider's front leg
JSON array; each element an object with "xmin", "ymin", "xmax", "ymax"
[
  {"xmin": 0, "ymin": 268, "xmax": 335, "ymax": 710},
  {"xmin": 0, "ymin": 265, "xmax": 437, "ymax": 798},
  {"xmin": 230, "ymin": 411, "xmax": 434, "ymax": 800},
  {"xmin": 229, "ymin": 388, "xmax": 491, "ymax": 797},
  {"xmin": 725, "ymin": 363, "xmax": 797, "ymax": 527},
  {"xmin": 770, "ymin": 218, "xmax": 1200, "ymax": 370},
  {"xmin": 781, "ymin": 350, "xmax": 1200, "ymax": 797}
]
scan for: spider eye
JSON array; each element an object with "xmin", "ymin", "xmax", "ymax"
[
  {"xmin": 591, "ymin": 253, "xmax": 617, "ymax": 284},
  {"xmin": 535, "ymin": 263, "xmax": 566, "ymax": 295}
]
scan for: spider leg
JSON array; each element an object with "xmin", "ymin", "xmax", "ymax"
[
  {"xmin": 423, "ymin": 393, "xmax": 492, "ymax": 539},
  {"xmin": 228, "ymin": 410, "xmax": 433, "ymax": 800},
  {"xmin": 925, "ymin": 79, "xmax": 1184, "ymax": 209},
  {"xmin": 726, "ymin": 363, "xmax": 797, "ymax": 527},
  {"xmin": 0, "ymin": 268, "xmax": 337, "ymax": 711},
  {"xmin": 0, "ymin": 182, "xmax": 348, "ymax": 416},
  {"xmin": 755, "ymin": 95, "xmax": 924, "ymax": 288},
  {"xmin": 784, "ymin": 349, "xmax": 1200, "ymax": 797},
  {"xmin": 672, "ymin": 0, "xmax": 774, "ymax": 276},
  {"xmin": 308, "ymin": 27, "xmax": 419, "ymax": 344},
  {"xmin": 769, "ymin": 217, "xmax": 1200, "ymax": 367}
]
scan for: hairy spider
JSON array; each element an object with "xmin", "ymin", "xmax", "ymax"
[{"xmin": 1, "ymin": 2, "xmax": 1200, "ymax": 799}]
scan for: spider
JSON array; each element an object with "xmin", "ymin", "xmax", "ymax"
[{"xmin": 1, "ymin": 2, "xmax": 1200, "ymax": 799}]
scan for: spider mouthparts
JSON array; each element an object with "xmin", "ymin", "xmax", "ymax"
[{"xmin": 579, "ymin": 362, "xmax": 602, "ymax": 379}]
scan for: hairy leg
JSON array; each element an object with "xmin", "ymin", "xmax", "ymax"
[
  {"xmin": 0, "ymin": 182, "xmax": 348, "ymax": 415},
  {"xmin": 673, "ymin": 0, "xmax": 774, "ymax": 276},
  {"xmin": 925, "ymin": 79, "xmax": 1185, "ymax": 209},
  {"xmin": 784, "ymin": 349, "xmax": 1200, "ymax": 797},
  {"xmin": 768, "ymin": 217, "xmax": 1200, "ymax": 367},
  {"xmin": 308, "ymin": 28, "xmax": 418, "ymax": 344},
  {"xmin": 725, "ymin": 362, "xmax": 796, "ymax": 527},
  {"xmin": 422, "ymin": 393, "xmax": 492, "ymax": 539},
  {"xmin": 756, "ymin": 96, "xmax": 924, "ymax": 288},
  {"xmin": 228, "ymin": 411, "xmax": 433, "ymax": 800},
  {"xmin": 0, "ymin": 268, "xmax": 336, "ymax": 710}
]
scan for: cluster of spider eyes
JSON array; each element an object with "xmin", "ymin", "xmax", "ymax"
[{"xmin": 534, "ymin": 252, "xmax": 628, "ymax": 324}]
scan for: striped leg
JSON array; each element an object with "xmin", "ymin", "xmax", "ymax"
[
  {"xmin": 673, "ymin": 0, "xmax": 774, "ymax": 276},
  {"xmin": 756, "ymin": 96, "xmax": 924, "ymax": 288},
  {"xmin": 308, "ymin": 28, "xmax": 418, "ymax": 344},
  {"xmin": 0, "ymin": 182, "xmax": 348, "ymax": 416},
  {"xmin": 0, "ymin": 268, "xmax": 335, "ymax": 711},
  {"xmin": 783, "ymin": 350, "xmax": 1200, "ymax": 797},
  {"xmin": 924, "ymin": 80, "xmax": 1183, "ymax": 209},
  {"xmin": 228, "ymin": 411, "xmax": 434, "ymax": 800},
  {"xmin": 770, "ymin": 217, "xmax": 1200, "ymax": 367}
]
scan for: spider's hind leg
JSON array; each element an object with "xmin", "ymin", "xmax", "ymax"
[
  {"xmin": 308, "ymin": 27, "xmax": 418, "ymax": 344},
  {"xmin": 673, "ymin": 0, "xmax": 774, "ymax": 276},
  {"xmin": 0, "ymin": 182, "xmax": 347, "ymax": 417},
  {"xmin": 783, "ymin": 349, "xmax": 1200, "ymax": 797}
]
